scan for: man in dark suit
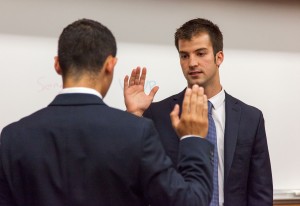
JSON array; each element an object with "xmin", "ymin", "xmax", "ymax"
[
  {"xmin": 0, "ymin": 19, "xmax": 214, "ymax": 206},
  {"xmin": 124, "ymin": 18, "xmax": 273, "ymax": 206}
]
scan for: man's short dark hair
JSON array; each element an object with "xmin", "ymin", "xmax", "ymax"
[
  {"xmin": 58, "ymin": 18, "xmax": 117, "ymax": 78},
  {"xmin": 174, "ymin": 18, "xmax": 223, "ymax": 56}
]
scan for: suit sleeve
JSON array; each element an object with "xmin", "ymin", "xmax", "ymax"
[
  {"xmin": 0, "ymin": 131, "xmax": 17, "ymax": 206},
  {"xmin": 139, "ymin": 120, "xmax": 213, "ymax": 206},
  {"xmin": 247, "ymin": 113, "xmax": 273, "ymax": 206}
]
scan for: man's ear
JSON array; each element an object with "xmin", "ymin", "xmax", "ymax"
[
  {"xmin": 215, "ymin": 51, "xmax": 224, "ymax": 67},
  {"xmin": 104, "ymin": 56, "xmax": 118, "ymax": 74},
  {"xmin": 54, "ymin": 56, "xmax": 62, "ymax": 75}
]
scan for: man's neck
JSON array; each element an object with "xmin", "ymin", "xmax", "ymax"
[
  {"xmin": 205, "ymin": 84, "xmax": 222, "ymax": 99},
  {"xmin": 62, "ymin": 75, "xmax": 102, "ymax": 95}
]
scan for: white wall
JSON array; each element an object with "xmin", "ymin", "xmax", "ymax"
[{"xmin": 1, "ymin": 34, "xmax": 300, "ymax": 193}]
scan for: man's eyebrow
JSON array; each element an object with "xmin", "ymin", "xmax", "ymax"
[
  {"xmin": 179, "ymin": 48, "xmax": 208, "ymax": 54},
  {"xmin": 195, "ymin": 48, "xmax": 208, "ymax": 52}
]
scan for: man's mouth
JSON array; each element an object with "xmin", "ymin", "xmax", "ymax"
[{"xmin": 188, "ymin": 70, "xmax": 203, "ymax": 76}]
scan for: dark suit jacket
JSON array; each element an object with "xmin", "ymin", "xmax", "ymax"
[
  {"xmin": 0, "ymin": 93, "xmax": 213, "ymax": 206},
  {"xmin": 143, "ymin": 89, "xmax": 273, "ymax": 206}
]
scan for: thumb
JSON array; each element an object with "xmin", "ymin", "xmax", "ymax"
[{"xmin": 148, "ymin": 86, "xmax": 159, "ymax": 99}]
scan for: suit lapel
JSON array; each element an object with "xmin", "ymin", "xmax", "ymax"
[
  {"xmin": 171, "ymin": 89, "xmax": 186, "ymax": 117},
  {"xmin": 224, "ymin": 93, "xmax": 241, "ymax": 182}
]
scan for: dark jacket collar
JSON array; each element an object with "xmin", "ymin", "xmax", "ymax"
[
  {"xmin": 172, "ymin": 88, "xmax": 186, "ymax": 102},
  {"xmin": 48, "ymin": 93, "xmax": 106, "ymax": 106}
]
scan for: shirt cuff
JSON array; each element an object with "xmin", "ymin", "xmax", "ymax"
[{"xmin": 180, "ymin": 135, "xmax": 203, "ymax": 140}]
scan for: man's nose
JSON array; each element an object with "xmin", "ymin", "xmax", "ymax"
[{"xmin": 189, "ymin": 55, "xmax": 198, "ymax": 68}]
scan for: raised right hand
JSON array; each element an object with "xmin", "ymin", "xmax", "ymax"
[
  {"xmin": 170, "ymin": 85, "xmax": 208, "ymax": 138},
  {"xmin": 124, "ymin": 67, "xmax": 159, "ymax": 116}
]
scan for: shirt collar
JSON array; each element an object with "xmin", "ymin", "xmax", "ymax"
[
  {"xmin": 209, "ymin": 88, "xmax": 225, "ymax": 110},
  {"xmin": 59, "ymin": 87, "xmax": 102, "ymax": 99}
]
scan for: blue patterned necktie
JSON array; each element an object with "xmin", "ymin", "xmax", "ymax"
[{"xmin": 207, "ymin": 101, "xmax": 219, "ymax": 206}]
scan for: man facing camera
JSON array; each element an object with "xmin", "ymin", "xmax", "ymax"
[{"xmin": 124, "ymin": 18, "xmax": 273, "ymax": 206}]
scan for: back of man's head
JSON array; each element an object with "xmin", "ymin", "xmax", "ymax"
[{"xmin": 58, "ymin": 19, "xmax": 117, "ymax": 78}]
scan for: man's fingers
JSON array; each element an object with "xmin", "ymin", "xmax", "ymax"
[
  {"xmin": 124, "ymin": 75, "xmax": 129, "ymax": 90},
  {"xmin": 170, "ymin": 104, "xmax": 180, "ymax": 129},
  {"xmin": 195, "ymin": 87, "xmax": 204, "ymax": 114},
  {"xmin": 128, "ymin": 68, "xmax": 137, "ymax": 86},
  {"xmin": 134, "ymin": 67, "xmax": 141, "ymax": 85},
  {"xmin": 139, "ymin": 67, "xmax": 147, "ymax": 86},
  {"xmin": 176, "ymin": 85, "xmax": 208, "ymax": 137},
  {"xmin": 195, "ymin": 87, "xmax": 208, "ymax": 131},
  {"xmin": 189, "ymin": 85, "xmax": 199, "ymax": 114},
  {"xmin": 181, "ymin": 87, "xmax": 192, "ymax": 118}
]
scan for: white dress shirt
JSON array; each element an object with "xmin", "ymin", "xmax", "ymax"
[
  {"xmin": 59, "ymin": 87, "xmax": 102, "ymax": 99},
  {"xmin": 209, "ymin": 88, "xmax": 225, "ymax": 206}
]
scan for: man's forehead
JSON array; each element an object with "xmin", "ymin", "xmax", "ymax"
[{"xmin": 178, "ymin": 34, "xmax": 212, "ymax": 52}]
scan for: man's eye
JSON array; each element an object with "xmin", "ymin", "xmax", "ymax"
[{"xmin": 180, "ymin": 54, "xmax": 188, "ymax": 59}]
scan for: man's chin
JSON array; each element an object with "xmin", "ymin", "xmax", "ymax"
[{"xmin": 188, "ymin": 80, "xmax": 205, "ymax": 87}]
